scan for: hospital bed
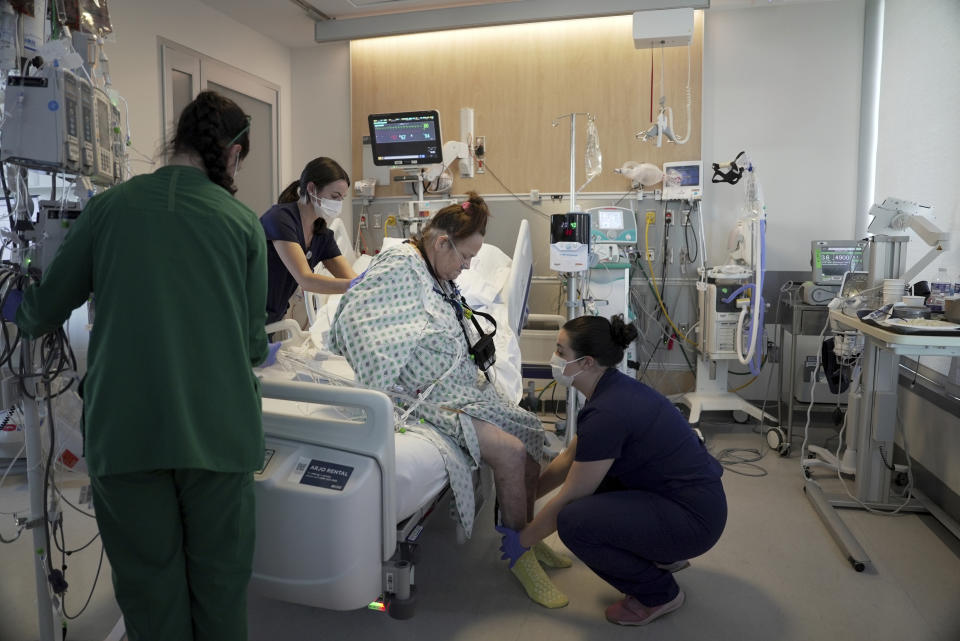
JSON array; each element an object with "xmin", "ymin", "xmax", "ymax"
[{"xmin": 249, "ymin": 220, "xmax": 533, "ymax": 618}]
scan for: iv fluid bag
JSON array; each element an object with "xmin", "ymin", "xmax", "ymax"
[{"xmin": 584, "ymin": 118, "xmax": 602, "ymax": 181}]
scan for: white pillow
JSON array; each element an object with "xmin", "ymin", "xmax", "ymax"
[{"xmin": 456, "ymin": 243, "xmax": 512, "ymax": 308}]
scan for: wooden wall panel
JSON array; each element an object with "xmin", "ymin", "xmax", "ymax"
[{"xmin": 351, "ymin": 13, "xmax": 703, "ymax": 197}]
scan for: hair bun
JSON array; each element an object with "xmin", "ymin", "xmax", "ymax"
[{"xmin": 609, "ymin": 315, "xmax": 638, "ymax": 349}]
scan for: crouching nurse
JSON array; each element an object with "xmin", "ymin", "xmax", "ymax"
[{"xmin": 497, "ymin": 314, "xmax": 726, "ymax": 626}]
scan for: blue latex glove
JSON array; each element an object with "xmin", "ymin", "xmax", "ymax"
[
  {"xmin": 1, "ymin": 289, "xmax": 22, "ymax": 322},
  {"xmin": 348, "ymin": 269, "xmax": 368, "ymax": 290},
  {"xmin": 495, "ymin": 525, "xmax": 529, "ymax": 569},
  {"xmin": 258, "ymin": 341, "xmax": 281, "ymax": 368}
]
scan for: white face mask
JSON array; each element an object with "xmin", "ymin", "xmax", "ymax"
[
  {"xmin": 550, "ymin": 353, "xmax": 584, "ymax": 387},
  {"xmin": 232, "ymin": 151, "xmax": 241, "ymax": 182},
  {"xmin": 311, "ymin": 193, "xmax": 342, "ymax": 222}
]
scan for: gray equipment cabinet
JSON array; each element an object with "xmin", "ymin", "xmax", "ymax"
[{"xmin": 777, "ymin": 298, "xmax": 842, "ymax": 441}]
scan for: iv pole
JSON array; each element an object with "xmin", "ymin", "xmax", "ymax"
[{"xmin": 552, "ymin": 112, "xmax": 591, "ymax": 444}]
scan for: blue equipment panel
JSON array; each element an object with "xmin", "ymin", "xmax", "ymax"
[{"xmin": 587, "ymin": 206, "xmax": 637, "ymax": 245}]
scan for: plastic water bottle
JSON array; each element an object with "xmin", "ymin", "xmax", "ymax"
[{"xmin": 928, "ymin": 267, "xmax": 951, "ymax": 312}]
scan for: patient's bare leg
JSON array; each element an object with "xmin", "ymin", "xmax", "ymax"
[
  {"xmin": 525, "ymin": 454, "xmax": 539, "ymax": 521},
  {"xmin": 473, "ymin": 419, "xmax": 528, "ymax": 530}
]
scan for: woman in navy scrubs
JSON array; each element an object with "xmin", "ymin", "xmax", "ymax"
[
  {"xmin": 260, "ymin": 157, "xmax": 356, "ymax": 324},
  {"xmin": 498, "ymin": 314, "xmax": 727, "ymax": 626}
]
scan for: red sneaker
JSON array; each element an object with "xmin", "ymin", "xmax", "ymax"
[{"xmin": 604, "ymin": 590, "xmax": 685, "ymax": 626}]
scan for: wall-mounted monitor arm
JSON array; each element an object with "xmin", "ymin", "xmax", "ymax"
[
  {"xmin": 422, "ymin": 140, "xmax": 470, "ymax": 182},
  {"xmin": 867, "ymin": 197, "xmax": 951, "ymax": 282}
]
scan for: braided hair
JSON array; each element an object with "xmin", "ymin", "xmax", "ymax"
[
  {"xmin": 171, "ymin": 91, "xmax": 250, "ymax": 195},
  {"xmin": 563, "ymin": 314, "xmax": 638, "ymax": 367}
]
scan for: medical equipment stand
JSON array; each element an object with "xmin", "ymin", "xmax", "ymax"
[
  {"xmin": 552, "ymin": 112, "xmax": 591, "ymax": 445},
  {"xmin": 805, "ymin": 311, "xmax": 960, "ymax": 571},
  {"xmin": 18, "ymin": 338, "xmax": 58, "ymax": 641}
]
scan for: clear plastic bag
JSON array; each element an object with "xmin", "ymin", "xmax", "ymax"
[{"xmin": 584, "ymin": 117, "xmax": 602, "ymax": 181}]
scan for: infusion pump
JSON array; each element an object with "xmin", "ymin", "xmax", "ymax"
[{"xmin": 1, "ymin": 65, "xmax": 122, "ymax": 185}]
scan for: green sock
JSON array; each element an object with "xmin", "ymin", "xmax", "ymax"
[
  {"xmin": 533, "ymin": 540, "xmax": 573, "ymax": 568},
  {"xmin": 510, "ymin": 550, "xmax": 569, "ymax": 608}
]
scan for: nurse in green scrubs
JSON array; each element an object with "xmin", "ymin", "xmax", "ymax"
[{"xmin": 15, "ymin": 91, "xmax": 269, "ymax": 641}]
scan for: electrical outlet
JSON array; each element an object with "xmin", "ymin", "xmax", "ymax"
[
  {"xmin": 645, "ymin": 211, "xmax": 656, "ymax": 224},
  {"xmin": 385, "ymin": 215, "xmax": 397, "ymax": 227},
  {"xmin": 646, "ymin": 249, "xmax": 655, "ymax": 261},
  {"xmin": 475, "ymin": 135, "xmax": 486, "ymax": 157},
  {"xmin": 373, "ymin": 214, "xmax": 382, "ymax": 228},
  {"xmin": 359, "ymin": 215, "xmax": 367, "ymax": 229},
  {"xmin": 665, "ymin": 210, "xmax": 674, "ymax": 225}
]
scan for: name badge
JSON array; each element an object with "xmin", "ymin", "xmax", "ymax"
[{"xmin": 305, "ymin": 250, "xmax": 313, "ymax": 260}]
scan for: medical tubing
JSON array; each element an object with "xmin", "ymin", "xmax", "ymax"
[
  {"xmin": 735, "ymin": 218, "xmax": 765, "ymax": 369},
  {"xmin": 630, "ymin": 264, "xmax": 696, "ymax": 371},
  {"xmin": 831, "ymin": 404, "xmax": 915, "ymax": 516},
  {"xmin": 668, "ymin": 47, "xmax": 693, "ymax": 145},
  {"xmin": 644, "ymin": 217, "xmax": 697, "ymax": 348},
  {"xmin": 800, "ymin": 314, "xmax": 833, "ymax": 463}
]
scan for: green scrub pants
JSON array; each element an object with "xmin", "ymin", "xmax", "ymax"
[{"xmin": 90, "ymin": 469, "xmax": 255, "ymax": 641}]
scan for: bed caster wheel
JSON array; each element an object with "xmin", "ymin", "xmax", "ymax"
[
  {"xmin": 765, "ymin": 427, "xmax": 789, "ymax": 455},
  {"xmin": 732, "ymin": 410, "xmax": 749, "ymax": 424},
  {"xmin": 803, "ymin": 467, "xmax": 812, "ymax": 480},
  {"xmin": 386, "ymin": 586, "xmax": 417, "ymax": 620},
  {"xmin": 895, "ymin": 472, "xmax": 908, "ymax": 487}
]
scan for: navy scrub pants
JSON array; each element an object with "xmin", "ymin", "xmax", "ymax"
[
  {"xmin": 90, "ymin": 469, "xmax": 256, "ymax": 641},
  {"xmin": 557, "ymin": 480, "xmax": 726, "ymax": 606}
]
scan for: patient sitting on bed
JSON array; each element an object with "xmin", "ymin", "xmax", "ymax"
[{"xmin": 329, "ymin": 193, "xmax": 570, "ymax": 609}]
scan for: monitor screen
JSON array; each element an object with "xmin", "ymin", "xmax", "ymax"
[
  {"xmin": 812, "ymin": 241, "xmax": 867, "ymax": 285},
  {"xmin": 597, "ymin": 208, "xmax": 624, "ymax": 230},
  {"xmin": 665, "ymin": 164, "xmax": 700, "ymax": 187},
  {"xmin": 368, "ymin": 111, "xmax": 442, "ymax": 166}
]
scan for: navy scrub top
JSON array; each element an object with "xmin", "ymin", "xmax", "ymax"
[
  {"xmin": 575, "ymin": 368, "xmax": 723, "ymax": 494},
  {"xmin": 261, "ymin": 201, "xmax": 341, "ymax": 324}
]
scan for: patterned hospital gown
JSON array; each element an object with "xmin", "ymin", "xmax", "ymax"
[{"xmin": 329, "ymin": 242, "xmax": 543, "ymax": 536}]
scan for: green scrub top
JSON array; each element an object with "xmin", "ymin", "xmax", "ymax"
[{"xmin": 17, "ymin": 165, "xmax": 269, "ymax": 477}]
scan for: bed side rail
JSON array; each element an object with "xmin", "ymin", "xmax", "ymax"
[{"xmin": 259, "ymin": 378, "xmax": 397, "ymax": 560}]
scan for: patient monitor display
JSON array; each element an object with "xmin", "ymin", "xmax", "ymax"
[
  {"xmin": 812, "ymin": 240, "xmax": 867, "ymax": 285},
  {"xmin": 662, "ymin": 161, "xmax": 702, "ymax": 200},
  {"xmin": 587, "ymin": 206, "xmax": 637, "ymax": 245},
  {"xmin": 368, "ymin": 111, "xmax": 442, "ymax": 166}
]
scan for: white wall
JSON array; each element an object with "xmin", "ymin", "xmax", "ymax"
[
  {"xmin": 876, "ymin": 0, "xmax": 960, "ymax": 497},
  {"xmin": 701, "ymin": 0, "xmax": 864, "ymax": 270},
  {"xmin": 876, "ymin": 0, "xmax": 960, "ymax": 293},
  {"xmin": 104, "ymin": 0, "xmax": 294, "ymax": 186},
  {"xmin": 289, "ymin": 43, "xmax": 352, "ymax": 194}
]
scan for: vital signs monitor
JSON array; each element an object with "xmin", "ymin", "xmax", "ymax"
[{"xmin": 368, "ymin": 111, "xmax": 442, "ymax": 167}]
